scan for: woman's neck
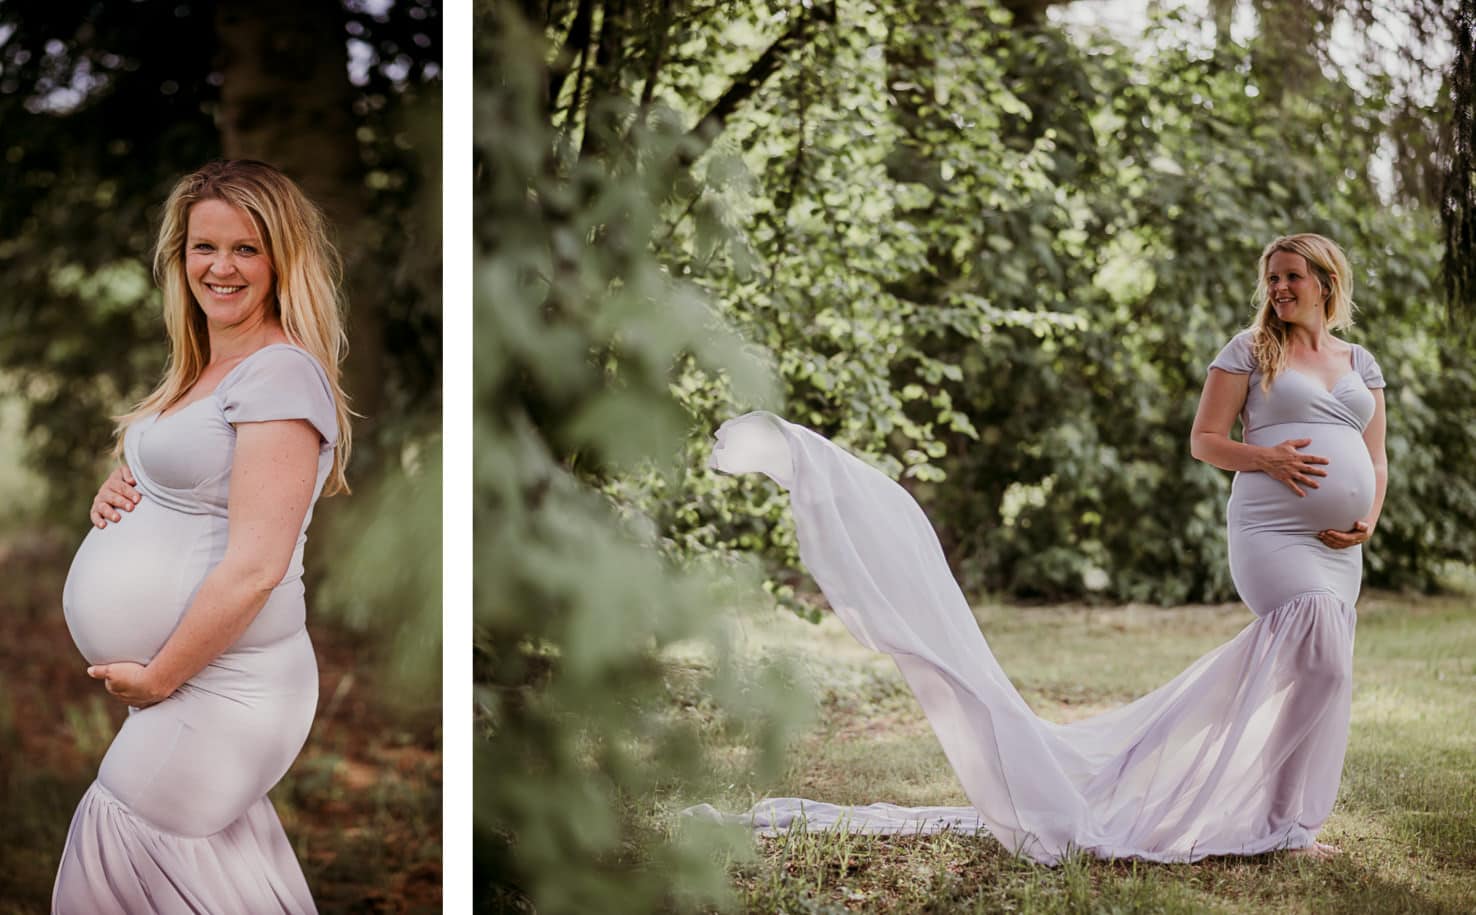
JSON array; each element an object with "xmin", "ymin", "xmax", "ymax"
[
  {"xmin": 205, "ymin": 315, "xmax": 287, "ymax": 363},
  {"xmin": 1284, "ymin": 321, "xmax": 1333, "ymax": 352}
]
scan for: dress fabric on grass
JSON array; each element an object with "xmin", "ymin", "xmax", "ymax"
[
  {"xmin": 686, "ymin": 333, "xmax": 1384, "ymax": 864},
  {"xmin": 53, "ymin": 345, "xmax": 337, "ymax": 913}
]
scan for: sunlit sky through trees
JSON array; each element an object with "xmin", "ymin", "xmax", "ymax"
[{"xmin": 1051, "ymin": 0, "xmax": 1456, "ymax": 201}]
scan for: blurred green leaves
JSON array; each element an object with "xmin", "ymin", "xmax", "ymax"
[
  {"xmin": 475, "ymin": 5, "xmax": 803, "ymax": 911},
  {"xmin": 318, "ymin": 436, "xmax": 443, "ymax": 706}
]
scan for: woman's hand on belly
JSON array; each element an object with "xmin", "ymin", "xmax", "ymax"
[
  {"xmin": 1319, "ymin": 520, "xmax": 1373, "ymax": 550},
  {"xmin": 89, "ymin": 464, "xmax": 141, "ymax": 529},
  {"xmin": 87, "ymin": 661, "xmax": 172, "ymax": 708},
  {"xmin": 1259, "ymin": 437, "xmax": 1330, "ymax": 497}
]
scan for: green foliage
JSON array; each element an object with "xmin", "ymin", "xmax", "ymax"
[
  {"xmin": 593, "ymin": 0, "xmax": 1475, "ymax": 604},
  {"xmin": 317, "ymin": 435, "xmax": 442, "ymax": 706},
  {"xmin": 474, "ymin": 6, "xmax": 803, "ymax": 911},
  {"xmin": 0, "ymin": 394, "xmax": 45, "ymax": 535},
  {"xmin": 0, "ymin": 0, "xmax": 441, "ymax": 519}
]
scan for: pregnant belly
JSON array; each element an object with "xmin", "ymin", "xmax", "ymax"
[
  {"xmin": 62, "ymin": 499, "xmax": 215, "ymax": 666},
  {"xmin": 1232, "ymin": 424, "xmax": 1375, "ymax": 534}
]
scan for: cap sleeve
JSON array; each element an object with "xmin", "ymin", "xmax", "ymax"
[
  {"xmin": 219, "ymin": 346, "xmax": 338, "ymax": 445},
  {"xmin": 1209, "ymin": 331, "xmax": 1257, "ymax": 375},
  {"xmin": 1353, "ymin": 343, "xmax": 1386, "ymax": 390}
]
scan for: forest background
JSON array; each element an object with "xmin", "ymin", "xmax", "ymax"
[
  {"xmin": 0, "ymin": 0, "xmax": 443, "ymax": 910},
  {"xmin": 478, "ymin": 0, "xmax": 1475, "ymax": 911}
]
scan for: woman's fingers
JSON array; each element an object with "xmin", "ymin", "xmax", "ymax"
[
  {"xmin": 96, "ymin": 494, "xmax": 124, "ymax": 522},
  {"xmin": 1318, "ymin": 524, "xmax": 1370, "ymax": 549},
  {"xmin": 104, "ymin": 478, "xmax": 141, "ymax": 504},
  {"xmin": 102, "ymin": 484, "xmax": 139, "ymax": 509},
  {"xmin": 91, "ymin": 471, "xmax": 142, "ymax": 527}
]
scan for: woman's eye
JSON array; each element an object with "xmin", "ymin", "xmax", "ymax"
[
  {"xmin": 192, "ymin": 243, "xmax": 213, "ymax": 252},
  {"xmin": 237, "ymin": 246, "xmax": 258, "ymax": 255}
]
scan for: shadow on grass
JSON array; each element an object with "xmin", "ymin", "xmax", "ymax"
[{"xmin": 727, "ymin": 820, "xmax": 1473, "ymax": 915}]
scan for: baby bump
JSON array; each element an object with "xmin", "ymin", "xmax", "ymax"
[
  {"xmin": 96, "ymin": 630, "xmax": 319, "ymax": 837},
  {"xmin": 62, "ymin": 500, "xmax": 217, "ymax": 666},
  {"xmin": 1232, "ymin": 424, "xmax": 1375, "ymax": 535},
  {"xmin": 1227, "ymin": 424, "xmax": 1370, "ymax": 614}
]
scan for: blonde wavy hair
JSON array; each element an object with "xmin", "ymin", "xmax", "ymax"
[
  {"xmin": 113, "ymin": 159, "xmax": 353, "ymax": 495},
  {"xmin": 1247, "ymin": 233, "xmax": 1357, "ymax": 392}
]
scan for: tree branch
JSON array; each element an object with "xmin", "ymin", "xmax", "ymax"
[
  {"xmin": 680, "ymin": 1, "xmax": 835, "ymax": 166},
  {"xmin": 579, "ymin": 0, "xmax": 624, "ymax": 163},
  {"xmin": 547, "ymin": 0, "xmax": 596, "ymax": 116}
]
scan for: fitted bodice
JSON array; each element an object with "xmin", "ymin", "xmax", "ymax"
[
  {"xmin": 1210, "ymin": 330, "xmax": 1383, "ymax": 438},
  {"xmin": 63, "ymin": 344, "xmax": 338, "ymax": 665},
  {"xmin": 1239, "ymin": 368, "xmax": 1376, "ymax": 435},
  {"xmin": 125, "ymin": 344, "xmax": 336, "ymax": 521}
]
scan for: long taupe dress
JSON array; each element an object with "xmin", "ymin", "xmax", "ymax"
[
  {"xmin": 687, "ymin": 332, "xmax": 1385, "ymax": 864},
  {"xmin": 54, "ymin": 344, "xmax": 336, "ymax": 913}
]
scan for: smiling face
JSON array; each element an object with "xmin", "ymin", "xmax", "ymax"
[
  {"xmin": 184, "ymin": 198, "xmax": 275, "ymax": 330},
  {"xmin": 1265, "ymin": 249, "xmax": 1328, "ymax": 329}
]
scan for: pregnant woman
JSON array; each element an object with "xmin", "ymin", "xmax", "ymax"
[
  {"xmin": 52, "ymin": 160, "xmax": 352, "ymax": 912},
  {"xmin": 692, "ymin": 233, "xmax": 1388, "ymax": 862}
]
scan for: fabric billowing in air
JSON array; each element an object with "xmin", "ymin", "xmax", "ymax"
[{"xmin": 685, "ymin": 410, "xmax": 1359, "ymax": 864}]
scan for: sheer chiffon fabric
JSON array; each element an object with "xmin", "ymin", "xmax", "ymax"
[{"xmin": 686, "ymin": 408, "xmax": 1362, "ymax": 864}]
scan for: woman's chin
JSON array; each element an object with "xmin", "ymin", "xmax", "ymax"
[{"xmin": 198, "ymin": 301, "xmax": 272, "ymax": 330}]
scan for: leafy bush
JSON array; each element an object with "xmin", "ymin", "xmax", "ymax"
[
  {"xmin": 617, "ymin": 1, "xmax": 1476, "ymax": 603},
  {"xmin": 474, "ymin": 7, "xmax": 803, "ymax": 912}
]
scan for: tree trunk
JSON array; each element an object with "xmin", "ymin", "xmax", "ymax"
[
  {"xmin": 1249, "ymin": 0, "xmax": 1331, "ymax": 105},
  {"xmin": 1443, "ymin": 0, "xmax": 1476, "ymax": 324},
  {"xmin": 214, "ymin": 0, "xmax": 385, "ymax": 454}
]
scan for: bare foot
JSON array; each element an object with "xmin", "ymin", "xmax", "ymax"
[{"xmin": 1288, "ymin": 841, "xmax": 1341, "ymax": 859}]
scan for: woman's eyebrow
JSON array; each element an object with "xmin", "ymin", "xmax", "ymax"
[{"xmin": 186, "ymin": 235, "xmax": 264, "ymax": 245}]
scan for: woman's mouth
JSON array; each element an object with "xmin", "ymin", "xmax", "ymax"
[{"xmin": 206, "ymin": 283, "xmax": 245, "ymax": 296}]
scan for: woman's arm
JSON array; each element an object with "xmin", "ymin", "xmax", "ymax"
[
  {"xmin": 88, "ymin": 419, "xmax": 321, "ymax": 705},
  {"xmin": 1320, "ymin": 389, "xmax": 1388, "ymax": 549},
  {"xmin": 1190, "ymin": 368, "xmax": 1330, "ymax": 496}
]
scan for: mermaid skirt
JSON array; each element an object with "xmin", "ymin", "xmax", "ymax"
[
  {"xmin": 52, "ymin": 630, "xmax": 319, "ymax": 913},
  {"xmin": 685, "ymin": 412, "xmax": 1357, "ymax": 864}
]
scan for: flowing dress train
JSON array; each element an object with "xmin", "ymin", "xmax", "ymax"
[{"xmin": 686, "ymin": 333, "xmax": 1385, "ymax": 864}]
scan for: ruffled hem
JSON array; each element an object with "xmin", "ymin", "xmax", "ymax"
[{"xmin": 52, "ymin": 781, "xmax": 315, "ymax": 914}]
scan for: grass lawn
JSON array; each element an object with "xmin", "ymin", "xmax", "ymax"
[{"xmin": 680, "ymin": 590, "xmax": 1476, "ymax": 914}]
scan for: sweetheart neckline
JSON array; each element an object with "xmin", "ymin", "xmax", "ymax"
[
  {"xmin": 153, "ymin": 395, "xmax": 216, "ymax": 424},
  {"xmin": 1284, "ymin": 367, "xmax": 1361, "ymax": 395}
]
